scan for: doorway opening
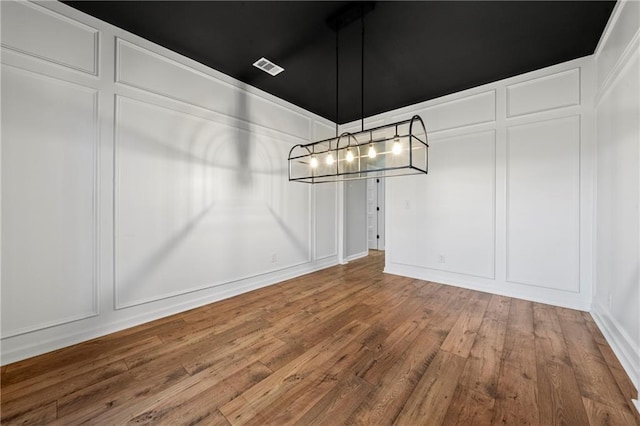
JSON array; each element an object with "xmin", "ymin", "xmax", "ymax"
[{"xmin": 367, "ymin": 177, "xmax": 385, "ymax": 251}]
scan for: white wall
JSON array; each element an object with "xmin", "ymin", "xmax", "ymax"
[
  {"xmin": 351, "ymin": 57, "xmax": 595, "ymax": 312},
  {"xmin": 592, "ymin": 0, "xmax": 640, "ymax": 403},
  {"xmin": 0, "ymin": 0, "xmax": 338, "ymax": 364},
  {"xmin": 343, "ymin": 180, "xmax": 368, "ymax": 260}
]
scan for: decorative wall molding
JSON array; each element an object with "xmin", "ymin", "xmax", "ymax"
[
  {"xmin": 381, "ymin": 58, "xmax": 591, "ymax": 312},
  {"xmin": 592, "ymin": 1, "xmax": 640, "ymax": 401},
  {"xmin": 594, "ymin": 0, "xmax": 640, "ymax": 91},
  {"xmin": 395, "ymin": 90, "xmax": 496, "ymax": 133},
  {"xmin": 0, "ymin": 255, "xmax": 338, "ymax": 365},
  {"xmin": 115, "ymin": 38, "xmax": 311, "ymax": 141},
  {"xmin": 1, "ymin": 0, "xmax": 99, "ymax": 76},
  {"xmin": 0, "ymin": 64, "xmax": 100, "ymax": 338},
  {"xmin": 113, "ymin": 95, "xmax": 313, "ymax": 309},
  {"xmin": 505, "ymin": 115, "xmax": 581, "ymax": 292},
  {"xmin": 506, "ymin": 68, "xmax": 580, "ymax": 118},
  {"xmin": 0, "ymin": 0, "xmax": 334, "ymax": 364},
  {"xmin": 595, "ymin": 29, "xmax": 640, "ymax": 106},
  {"xmin": 420, "ymin": 129, "xmax": 497, "ymax": 280}
]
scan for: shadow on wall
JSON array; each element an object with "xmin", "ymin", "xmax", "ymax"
[
  {"xmin": 116, "ymin": 85, "xmax": 309, "ymax": 304},
  {"xmin": 234, "ymin": 82, "xmax": 253, "ymax": 188}
]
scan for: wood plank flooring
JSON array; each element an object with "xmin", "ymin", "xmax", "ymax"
[{"xmin": 1, "ymin": 251, "xmax": 638, "ymax": 425}]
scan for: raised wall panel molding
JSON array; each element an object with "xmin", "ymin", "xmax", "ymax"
[
  {"xmin": 506, "ymin": 68, "xmax": 580, "ymax": 118},
  {"xmin": 1, "ymin": 65, "xmax": 99, "ymax": 338},
  {"xmin": 506, "ymin": 115, "xmax": 581, "ymax": 292},
  {"xmin": 115, "ymin": 38, "xmax": 311, "ymax": 141},
  {"xmin": 113, "ymin": 95, "xmax": 312, "ymax": 309},
  {"xmin": 112, "ymin": 80, "xmax": 309, "ymax": 147},
  {"xmin": 594, "ymin": 0, "xmax": 640, "ymax": 91},
  {"xmin": 1, "ymin": 0, "xmax": 99, "ymax": 76},
  {"xmin": 595, "ymin": 30, "xmax": 640, "ymax": 106},
  {"xmin": 393, "ymin": 90, "xmax": 496, "ymax": 133},
  {"xmin": 390, "ymin": 129, "xmax": 496, "ymax": 280}
]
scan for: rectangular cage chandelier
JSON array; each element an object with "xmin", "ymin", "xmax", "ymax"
[{"xmin": 288, "ymin": 115, "xmax": 429, "ymax": 183}]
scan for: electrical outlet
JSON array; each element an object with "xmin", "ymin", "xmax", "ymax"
[{"xmin": 271, "ymin": 253, "xmax": 278, "ymax": 263}]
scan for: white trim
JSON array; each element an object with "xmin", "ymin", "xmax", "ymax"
[
  {"xmin": 36, "ymin": 1, "xmax": 330, "ymax": 127},
  {"xmin": 114, "ymin": 38, "xmax": 311, "ymax": 141},
  {"xmin": 506, "ymin": 68, "xmax": 580, "ymax": 118},
  {"xmin": 337, "ymin": 181, "xmax": 346, "ymax": 264},
  {"xmin": 1, "ymin": 0, "xmax": 342, "ymax": 365},
  {"xmin": 0, "ymin": 64, "xmax": 101, "ymax": 338},
  {"xmin": 343, "ymin": 251, "xmax": 369, "ymax": 263},
  {"xmin": 591, "ymin": 302, "xmax": 640, "ymax": 394},
  {"xmin": 385, "ymin": 263, "xmax": 591, "ymax": 312},
  {"xmin": 0, "ymin": 255, "xmax": 338, "ymax": 365},
  {"xmin": 504, "ymin": 115, "xmax": 582, "ymax": 293},
  {"xmin": 595, "ymin": 29, "xmax": 640, "ymax": 104},
  {"xmin": 593, "ymin": 0, "xmax": 628, "ymax": 60},
  {"xmin": 1, "ymin": 0, "xmax": 100, "ymax": 76}
]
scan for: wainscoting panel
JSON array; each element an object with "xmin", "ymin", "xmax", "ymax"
[
  {"xmin": 506, "ymin": 116, "xmax": 581, "ymax": 292},
  {"xmin": 116, "ymin": 39, "xmax": 310, "ymax": 140},
  {"xmin": 394, "ymin": 90, "xmax": 496, "ymax": 133},
  {"xmin": 0, "ymin": 0, "xmax": 336, "ymax": 364},
  {"xmin": 382, "ymin": 56, "xmax": 592, "ymax": 311},
  {"xmin": 507, "ymin": 68, "xmax": 580, "ymax": 117},
  {"xmin": 594, "ymin": 1, "xmax": 640, "ymax": 392},
  {"xmin": 1, "ymin": 65, "xmax": 98, "ymax": 337},
  {"xmin": 114, "ymin": 96, "xmax": 311, "ymax": 308},
  {"xmin": 1, "ymin": 0, "xmax": 98, "ymax": 75},
  {"xmin": 595, "ymin": 0, "xmax": 640, "ymax": 92},
  {"xmin": 389, "ymin": 131, "xmax": 495, "ymax": 279}
]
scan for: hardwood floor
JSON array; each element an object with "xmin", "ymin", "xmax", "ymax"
[{"xmin": 1, "ymin": 251, "xmax": 638, "ymax": 425}]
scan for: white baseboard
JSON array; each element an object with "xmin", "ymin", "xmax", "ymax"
[
  {"xmin": 591, "ymin": 302, "xmax": 640, "ymax": 398},
  {"xmin": 343, "ymin": 251, "xmax": 369, "ymax": 263},
  {"xmin": 384, "ymin": 263, "xmax": 591, "ymax": 311},
  {"xmin": 0, "ymin": 256, "xmax": 338, "ymax": 365}
]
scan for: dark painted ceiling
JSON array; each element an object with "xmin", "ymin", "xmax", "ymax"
[{"xmin": 64, "ymin": 1, "xmax": 615, "ymax": 124}]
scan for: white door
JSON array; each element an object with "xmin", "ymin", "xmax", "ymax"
[{"xmin": 367, "ymin": 178, "xmax": 385, "ymax": 250}]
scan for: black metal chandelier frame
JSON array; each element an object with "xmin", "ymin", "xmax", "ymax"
[
  {"xmin": 288, "ymin": 115, "xmax": 428, "ymax": 183},
  {"xmin": 287, "ymin": 3, "xmax": 429, "ymax": 184}
]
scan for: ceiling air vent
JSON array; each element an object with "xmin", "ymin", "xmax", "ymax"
[{"xmin": 253, "ymin": 57, "xmax": 284, "ymax": 76}]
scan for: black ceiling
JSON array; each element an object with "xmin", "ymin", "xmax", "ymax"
[{"xmin": 64, "ymin": 1, "xmax": 615, "ymax": 124}]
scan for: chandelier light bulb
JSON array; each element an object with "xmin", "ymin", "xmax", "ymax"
[
  {"xmin": 310, "ymin": 155, "xmax": 318, "ymax": 168},
  {"xmin": 345, "ymin": 149, "xmax": 354, "ymax": 163},
  {"xmin": 326, "ymin": 152, "xmax": 335, "ymax": 165},
  {"xmin": 392, "ymin": 136, "xmax": 402, "ymax": 155},
  {"xmin": 368, "ymin": 144, "xmax": 376, "ymax": 158}
]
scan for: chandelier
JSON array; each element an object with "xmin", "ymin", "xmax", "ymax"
[
  {"xmin": 289, "ymin": 115, "xmax": 428, "ymax": 183},
  {"xmin": 288, "ymin": 3, "xmax": 429, "ymax": 184}
]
